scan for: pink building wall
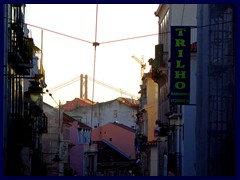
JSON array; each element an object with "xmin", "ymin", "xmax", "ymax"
[
  {"xmin": 92, "ymin": 122, "xmax": 136, "ymax": 159},
  {"xmin": 68, "ymin": 121, "xmax": 84, "ymax": 176}
]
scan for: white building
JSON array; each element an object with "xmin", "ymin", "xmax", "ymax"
[{"xmin": 66, "ymin": 97, "xmax": 139, "ymax": 129}]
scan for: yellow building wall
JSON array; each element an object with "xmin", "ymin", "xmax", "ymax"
[{"xmin": 144, "ymin": 78, "xmax": 158, "ymax": 141}]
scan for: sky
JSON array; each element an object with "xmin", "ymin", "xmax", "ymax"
[{"xmin": 25, "ymin": 4, "xmax": 159, "ymax": 107}]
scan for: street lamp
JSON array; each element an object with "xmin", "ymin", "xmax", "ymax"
[
  {"xmin": 158, "ymin": 127, "xmax": 169, "ymax": 142},
  {"xmin": 23, "ymin": 79, "xmax": 45, "ymax": 175},
  {"xmin": 155, "ymin": 120, "xmax": 170, "ymax": 142},
  {"xmin": 25, "ymin": 80, "xmax": 44, "ymax": 103}
]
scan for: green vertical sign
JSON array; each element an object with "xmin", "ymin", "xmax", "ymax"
[{"xmin": 170, "ymin": 26, "xmax": 191, "ymax": 105}]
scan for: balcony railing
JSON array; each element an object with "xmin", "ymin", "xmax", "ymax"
[
  {"xmin": 38, "ymin": 113, "xmax": 48, "ymax": 134},
  {"xmin": 9, "ymin": 22, "xmax": 34, "ymax": 75},
  {"xmin": 148, "ymin": 49, "xmax": 168, "ymax": 83},
  {"xmin": 83, "ymin": 144, "xmax": 98, "ymax": 153}
]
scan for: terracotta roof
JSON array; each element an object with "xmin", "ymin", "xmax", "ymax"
[
  {"xmin": 116, "ymin": 97, "xmax": 139, "ymax": 107},
  {"xmin": 62, "ymin": 98, "xmax": 95, "ymax": 112},
  {"xmin": 82, "ymin": 98, "xmax": 95, "ymax": 105}
]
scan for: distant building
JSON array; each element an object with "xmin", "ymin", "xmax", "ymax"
[
  {"xmin": 65, "ymin": 97, "xmax": 139, "ymax": 129},
  {"xmin": 63, "ymin": 97, "xmax": 139, "ymax": 175}
]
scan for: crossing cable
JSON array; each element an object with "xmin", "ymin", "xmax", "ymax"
[
  {"xmin": 24, "ymin": 21, "xmax": 234, "ymax": 45},
  {"xmin": 100, "ymin": 33, "xmax": 159, "ymax": 44},
  {"xmin": 4, "ymin": 16, "xmax": 233, "ymax": 46},
  {"xmin": 27, "ymin": 23, "xmax": 93, "ymax": 44}
]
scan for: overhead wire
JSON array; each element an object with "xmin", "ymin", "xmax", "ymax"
[
  {"xmin": 4, "ymin": 16, "xmax": 233, "ymax": 46},
  {"xmin": 4, "ymin": 13, "xmax": 233, "ymax": 104},
  {"xmin": 26, "ymin": 22, "xmax": 92, "ymax": 44},
  {"xmin": 3, "ymin": 10, "xmax": 234, "ymax": 106},
  {"xmin": 47, "ymin": 76, "xmax": 80, "ymax": 92},
  {"xmin": 100, "ymin": 33, "xmax": 159, "ymax": 44},
  {"xmin": 24, "ymin": 19, "xmax": 159, "ymax": 45}
]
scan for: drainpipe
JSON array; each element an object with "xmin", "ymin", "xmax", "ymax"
[
  {"xmin": 58, "ymin": 100, "xmax": 64, "ymax": 176},
  {"xmin": 3, "ymin": 4, "xmax": 9, "ymax": 175},
  {"xmin": 157, "ymin": 83, "xmax": 161, "ymax": 176},
  {"xmin": 181, "ymin": 118, "xmax": 184, "ymax": 176},
  {"xmin": 176, "ymin": 114, "xmax": 184, "ymax": 176},
  {"xmin": 176, "ymin": 116, "xmax": 180, "ymax": 176}
]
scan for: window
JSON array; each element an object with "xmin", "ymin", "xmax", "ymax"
[
  {"xmin": 131, "ymin": 110, "xmax": 135, "ymax": 117},
  {"xmin": 114, "ymin": 110, "xmax": 118, "ymax": 118}
]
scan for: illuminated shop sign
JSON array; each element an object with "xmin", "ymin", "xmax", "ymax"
[{"xmin": 170, "ymin": 26, "xmax": 191, "ymax": 105}]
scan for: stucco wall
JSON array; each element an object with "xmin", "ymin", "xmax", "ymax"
[
  {"xmin": 69, "ymin": 121, "xmax": 84, "ymax": 176},
  {"xmin": 144, "ymin": 78, "xmax": 158, "ymax": 141},
  {"xmin": 92, "ymin": 123, "xmax": 136, "ymax": 159}
]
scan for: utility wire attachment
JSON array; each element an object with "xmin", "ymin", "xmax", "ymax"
[{"xmin": 93, "ymin": 42, "xmax": 100, "ymax": 47}]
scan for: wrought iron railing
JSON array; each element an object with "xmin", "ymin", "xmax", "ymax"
[{"xmin": 8, "ymin": 22, "xmax": 33, "ymax": 75}]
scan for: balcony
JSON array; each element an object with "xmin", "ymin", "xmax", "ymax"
[
  {"xmin": 9, "ymin": 22, "xmax": 35, "ymax": 75},
  {"xmin": 165, "ymin": 105, "xmax": 182, "ymax": 119},
  {"xmin": 38, "ymin": 113, "xmax": 48, "ymax": 134},
  {"xmin": 83, "ymin": 144, "xmax": 98, "ymax": 153},
  {"xmin": 148, "ymin": 44, "xmax": 168, "ymax": 83}
]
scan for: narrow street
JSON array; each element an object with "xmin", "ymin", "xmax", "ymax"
[{"xmin": 2, "ymin": 4, "xmax": 237, "ymax": 176}]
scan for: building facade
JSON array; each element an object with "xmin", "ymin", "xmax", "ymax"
[
  {"xmin": 3, "ymin": 4, "xmax": 47, "ymax": 175},
  {"xmin": 195, "ymin": 4, "xmax": 235, "ymax": 176},
  {"xmin": 67, "ymin": 115, "xmax": 96, "ymax": 176},
  {"xmin": 153, "ymin": 4, "xmax": 236, "ymax": 176},
  {"xmin": 66, "ymin": 97, "xmax": 139, "ymax": 129},
  {"xmin": 154, "ymin": 4, "xmax": 197, "ymax": 176},
  {"xmin": 42, "ymin": 103, "xmax": 62, "ymax": 176},
  {"xmin": 136, "ymin": 72, "xmax": 158, "ymax": 176}
]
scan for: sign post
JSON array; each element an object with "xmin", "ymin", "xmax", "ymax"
[{"xmin": 170, "ymin": 26, "xmax": 191, "ymax": 105}]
